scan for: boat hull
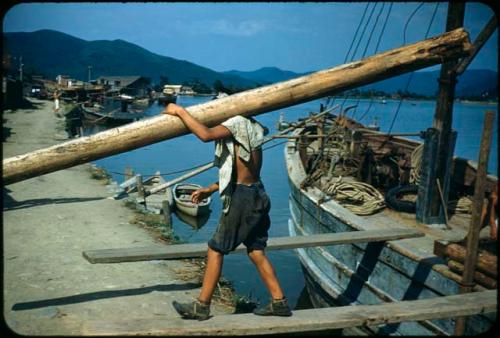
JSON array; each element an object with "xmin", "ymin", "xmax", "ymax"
[
  {"xmin": 173, "ymin": 183, "xmax": 211, "ymax": 217},
  {"xmin": 285, "ymin": 132, "xmax": 495, "ymax": 335}
]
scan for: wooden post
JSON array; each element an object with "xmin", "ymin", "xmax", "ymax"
[
  {"xmin": 135, "ymin": 174, "xmax": 144, "ymax": 200},
  {"xmin": 428, "ymin": 2, "xmax": 465, "ymax": 223},
  {"xmin": 162, "ymin": 200, "xmax": 172, "ymax": 230},
  {"xmin": 455, "ymin": 15, "xmax": 497, "ymax": 75},
  {"xmin": 454, "ymin": 110, "xmax": 495, "ymax": 336},
  {"xmin": 124, "ymin": 166, "xmax": 134, "ymax": 182},
  {"xmin": 3, "ymin": 28, "xmax": 472, "ymax": 185}
]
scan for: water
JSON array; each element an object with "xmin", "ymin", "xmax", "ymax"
[{"xmin": 90, "ymin": 96, "xmax": 497, "ymax": 309}]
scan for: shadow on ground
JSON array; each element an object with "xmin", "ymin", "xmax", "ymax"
[
  {"xmin": 3, "ymin": 189, "xmax": 105, "ymax": 211},
  {"xmin": 12, "ymin": 283, "xmax": 201, "ymax": 311}
]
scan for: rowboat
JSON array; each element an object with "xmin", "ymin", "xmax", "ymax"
[
  {"xmin": 285, "ymin": 112, "xmax": 497, "ymax": 335},
  {"xmin": 80, "ymin": 103, "xmax": 145, "ymax": 125},
  {"xmin": 173, "ymin": 183, "xmax": 211, "ymax": 217}
]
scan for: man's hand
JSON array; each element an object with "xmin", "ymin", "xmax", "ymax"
[
  {"xmin": 163, "ymin": 103, "xmax": 185, "ymax": 117},
  {"xmin": 191, "ymin": 187, "xmax": 213, "ymax": 204}
]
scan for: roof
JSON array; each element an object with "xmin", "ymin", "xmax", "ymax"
[{"xmin": 97, "ymin": 76, "xmax": 144, "ymax": 88}]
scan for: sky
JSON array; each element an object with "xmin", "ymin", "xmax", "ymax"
[{"xmin": 2, "ymin": 2, "xmax": 498, "ymax": 73}]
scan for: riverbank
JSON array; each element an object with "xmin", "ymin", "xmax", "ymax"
[{"xmin": 2, "ymin": 98, "xmax": 234, "ymax": 335}]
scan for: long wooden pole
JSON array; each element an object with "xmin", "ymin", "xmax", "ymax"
[
  {"xmin": 3, "ymin": 28, "xmax": 472, "ymax": 185},
  {"xmin": 454, "ymin": 110, "xmax": 495, "ymax": 335}
]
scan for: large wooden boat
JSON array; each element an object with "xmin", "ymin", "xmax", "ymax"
[
  {"xmin": 80, "ymin": 103, "xmax": 145, "ymax": 125},
  {"xmin": 285, "ymin": 112, "xmax": 497, "ymax": 335}
]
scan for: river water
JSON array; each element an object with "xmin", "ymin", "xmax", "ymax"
[{"xmin": 87, "ymin": 95, "xmax": 497, "ymax": 310}]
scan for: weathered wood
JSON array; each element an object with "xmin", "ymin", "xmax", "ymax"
[
  {"xmin": 3, "ymin": 28, "xmax": 472, "ymax": 185},
  {"xmin": 135, "ymin": 174, "xmax": 144, "ymax": 198},
  {"xmin": 82, "ymin": 290, "xmax": 496, "ymax": 336},
  {"xmin": 447, "ymin": 259, "xmax": 496, "ymax": 289},
  {"xmin": 433, "ymin": 241, "xmax": 497, "ymax": 278},
  {"xmin": 82, "ymin": 228, "xmax": 423, "ymax": 264},
  {"xmin": 455, "ymin": 15, "xmax": 498, "ymax": 75},
  {"xmin": 455, "ymin": 110, "xmax": 496, "ymax": 335},
  {"xmin": 162, "ymin": 200, "xmax": 172, "ymax": 229},
  {"xmin": 430, "ymin": 2, "xmax": 465, "ymax": 222}
]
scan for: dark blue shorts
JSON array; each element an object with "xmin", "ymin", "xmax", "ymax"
[{"xmin": 208, "ymin": 182, "xmax": 271, "ymax": 255}]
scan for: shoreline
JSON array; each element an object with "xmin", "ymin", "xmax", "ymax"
[{"xmin": 2, "ymin": 98, "xmax": 236, "ymax": 335}]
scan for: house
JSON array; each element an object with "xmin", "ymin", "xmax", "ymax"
[
  {"xmin": 97, "ymin": 76, "xmax": 151, "ymax": 97},
  {"xmin": 180, "ymin": 86, "xmax": 195, "ymax": 95},
  {"xmin": 56, "ymin": 75, "xmax": 71, "ymax": 87},
  {"xmin": 163, "ymin": 84, "xmax": 182, "ymax": 95}
]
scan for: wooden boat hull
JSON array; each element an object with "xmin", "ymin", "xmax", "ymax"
[
  {"xmin": 285, "ymin": 130, "xmax": 495, "ymax": 335},
  {"xmin": 157, "ymin": 94, "xmax": 177, "ymax": 105},
  {"xmin": 173, "ymin": 183, "xmax": 211, "ymax": 217},
  {"xmin": 80, "ymin": 104, "xmax": 145, "ymax": 125}
]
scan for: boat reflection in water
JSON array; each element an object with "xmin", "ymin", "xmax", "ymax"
[{"xmin": 174, "ymin": 209, "xmax": 211, "ymax": 230}]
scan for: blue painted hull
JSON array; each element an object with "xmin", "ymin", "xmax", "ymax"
[{"xmin": 285, "ymin": 135, "xmax": 495, "ymax": 335}]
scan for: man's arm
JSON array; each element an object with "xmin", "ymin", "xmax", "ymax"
[
  {"xmin": 191, "ymin": 182, "xmax": 219, "ymax": 204},
  {"xmin": 163, "ymin": 103, "xmax": 231, "ymax": 142}
]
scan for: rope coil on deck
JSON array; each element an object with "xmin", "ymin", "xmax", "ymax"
[
  {"xmin": 409, "ymin": 143, "xmax": 423, "ymax": 185},
  {"xmin": 323, "ymin": 176, "xmax": 386, "ymax": 215}
]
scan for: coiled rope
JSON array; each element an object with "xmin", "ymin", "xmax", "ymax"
[
  {"xmin": 448, "ymin": 196, "xmax": 473, "ymax": 215},
  {"xmin": 323, "ymin": 176, "xmax": 386, "ymax": 215},
  {"xmin": 409, "ymin": 143, "xmax": 424, "ymax": 185}
]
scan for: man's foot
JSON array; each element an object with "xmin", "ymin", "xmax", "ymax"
[
  {"xmin": 172, "ymin": 300, "xmax": 210, "ymax": 321},
  {"xmin": 253, "ymin": 298, "xmax": 292, "ymax": 317}
]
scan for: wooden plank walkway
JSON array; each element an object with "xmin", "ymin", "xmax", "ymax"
[
  {"xmin": 82, "ymin": 289, "xmax": 496, "ymax": 336},
  {"xmin": 83, "ymin": 228, "xmax": 423, "ymax": 264}
]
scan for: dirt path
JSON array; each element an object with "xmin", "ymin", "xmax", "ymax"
[{"xmin": 2, "ymin": 99, "xmax": 232, "ymax": 335}]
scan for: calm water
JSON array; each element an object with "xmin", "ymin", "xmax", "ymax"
[{"xmin": 90, "ymin": 96, "xmax": 498, "ymax": 309}]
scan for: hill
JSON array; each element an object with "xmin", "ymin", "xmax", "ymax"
[
  {"xmin": 3, "ymin": 29, "xmax": 259, "ymax": 89},
  {"xmin": 222, "ymin": 67, "xmax": 310, "ymax": 84}
]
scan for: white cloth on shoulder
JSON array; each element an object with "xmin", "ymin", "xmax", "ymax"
[{"xmin": 214, "ymin": 115, "xmax": 266, "ymax": 213}]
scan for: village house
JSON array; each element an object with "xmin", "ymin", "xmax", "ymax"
[{"xmin": 97, "ymin": 75, "xmax": 151, "ymax": 97}]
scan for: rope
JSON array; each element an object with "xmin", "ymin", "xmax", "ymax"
[
  {"xmin": 409, "ymin": 143, "xmax": 424, "ymax": 185},
  {"xmin": 323, "ymin": 176, "xmax": 386, "ymax": 215},
  {"xmin": 448, "ymin": 196, "xmax": 473, "ymax": 214}
]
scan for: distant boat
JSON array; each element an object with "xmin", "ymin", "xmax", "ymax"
[
  {"xmin": 158, "ymin": 85, "xmax": 181, "ymax": 105},
  {"xmin": 381, "ymin": 99, "xmax": 387, "ymax": 104},
  {"xmin": 173, "ymin": 183, "xmax": 211, "ymax": 217},
  {"xmin": 80, "ymin": 102, "xmax": 145, "ymax": 125},
  {"xmin": 212, "ymin": 92, "xmax": 229, "ymax": 100}
]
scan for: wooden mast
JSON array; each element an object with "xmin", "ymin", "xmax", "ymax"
[
  {"xmin": 3, "ymin": 28, "xmax": 472, "ymax": 185},
  {"xmin": 426, "ymin": 2, "xmax": 466, "ymax": 223}
]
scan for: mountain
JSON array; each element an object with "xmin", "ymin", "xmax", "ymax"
[
  {"xmin": 3, "ymin": 29, "xmax": 259, "ymax": 89},
  {"xmin": 222, "ymin": 67, "xmax": 310, "ymax": 84},
  {"xmin": 360, "ymin": 69, "xmax": 497, "ymax": 98}
]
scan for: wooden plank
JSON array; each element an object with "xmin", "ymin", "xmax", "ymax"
[
  {"xmin": 82, "ymin": 289, "xmax": 496, "ymax": 336},
  {"xmin": 3, "ymin": 28, "xmax": 472, "ymax": 185},
  {"xmin": 83, "ymin": 228, "xmax": 423, "ymax": 264}
]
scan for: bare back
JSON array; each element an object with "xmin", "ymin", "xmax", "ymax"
[{"xmin": 234, "ymin": 144, "xmax": 262, "ymax": 185}]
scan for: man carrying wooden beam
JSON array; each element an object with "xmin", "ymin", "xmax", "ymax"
[{"xmin": 163, "ymin": 103, "xmax": 292, "ymax": 320}]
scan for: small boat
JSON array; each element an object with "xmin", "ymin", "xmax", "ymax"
[
  {"xmin": 173, "ymin": 183, "xmax": 211, "ymax": 217},
  {"xmin": 212, "ymin": 92, "xmax": 229, "ymax": 100},
  {"xmin": 157, "ymin": 93, "xmax": 177, "ymax": 105},
  {"xmin": 174, "ymin": 209, "xmax": 210, "ymax": 229}
]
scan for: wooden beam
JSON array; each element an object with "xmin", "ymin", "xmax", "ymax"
[
  {"xmin": 455, "ymin": 15, "xmax": 498, "ymax": 75},
  {"xmin": 82, "ymin": 228, "xmax": 423, "ymax": 264},
  {"xmin": 455, "ymin": 111, "xmax": 495, "ymax": 335},
  {"xmin": 3, "ymin": 28, "xmax": 472, "ymax": 185},
  {"xmin": 82, "ymin": 290, "xmax": 496, "ymax": 336}
]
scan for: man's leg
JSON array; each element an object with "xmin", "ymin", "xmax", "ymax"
[
  {"xmin": 198, "ymin": 247, "xmax": 224, "ymax": 303},
  {"xmin": 248, "ymin": 249, "xmax": 291, "ymax": 316},
  {"xmin": 172, "ymin": 247, "xmax": 223, "ymax": 320},
  {"xmin": 248, "ymin": 249, "xmax": 284, "ymax": 300}
]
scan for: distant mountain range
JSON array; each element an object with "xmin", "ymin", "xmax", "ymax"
[
  {"xmin": 3, "ymin": 29, "xmax": 497, "ymax": 98},
  {"xmin": 3, "ymin": 29, "xmax": 259, "ymax": 89}
]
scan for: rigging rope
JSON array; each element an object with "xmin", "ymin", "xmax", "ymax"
[
  {"xmin": 386, "ymin": 2, "xmax": 439, "ymax": 135},
  {"xmin": 409, "ymin": 143, "xmax": 424, "ymax": 185},
  {"xmin": 323, "ymin": 176, "xmax": 386, "ymax": 215}
]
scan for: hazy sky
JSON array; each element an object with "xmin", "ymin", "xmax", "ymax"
[{"xmin": 3, "ymin": 2, "xmax": 498, "ymax": 73}]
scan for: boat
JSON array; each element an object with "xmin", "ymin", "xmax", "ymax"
[
  {"xmin": 174, "ymin": 208, "xmax": 210, "ymax": 229},
  {"xmin": 284, "ymin": 110, "xmax": 497, "ymax": 335},
  {"xmin": 158, "ymin": 85, "xmax": 181, "ymax": 105},
  {"xmin": 80, "ymin": 102, "xmax": 145, "ymax": 125},
  {"xmin": 173, "ymin": 183, "xmax": 211, "ymax": 216}
]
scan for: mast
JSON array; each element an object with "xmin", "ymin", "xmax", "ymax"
[{"xmin": 417, "ymin": 2, "xmax": 465, "ymax": 225}]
